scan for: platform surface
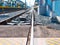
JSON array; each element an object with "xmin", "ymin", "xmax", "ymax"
[{"xmin": 0, "ymin": 38, "xmax": 27, "ymax": 45}]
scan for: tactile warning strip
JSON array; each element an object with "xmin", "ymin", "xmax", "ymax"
[
  {"xmin": 0, "ymin": 38, "xmax": 27, "ymax": 45},
  {"xmin": 46, "ymin": 38, "xmax": 60, "ymax": 45}
]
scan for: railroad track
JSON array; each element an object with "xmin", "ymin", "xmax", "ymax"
[{"xmin": 0, "ymin": 9, "xmax": 30, "ymax": 25}]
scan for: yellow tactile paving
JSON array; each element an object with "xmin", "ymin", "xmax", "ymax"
[
  {"xmin": 46, "ymin": 38, "xmax": 60, "ymax": 45},
  {"xmin": 1, "ymin": 38, "xmax": 60, "ymax": 45},
  {"xmin": 0, "ymin": 38, "xmax": 27, "ymax": 45}
]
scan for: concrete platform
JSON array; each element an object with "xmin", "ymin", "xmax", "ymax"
[
  {"xmin": 0, "ymin": 38, "xmax": 60, "ymax": 45},
  {"xmin": 0, "ymin": 38, "xmax": 27, "ymax": 45},
  {"xmin": 34, "ymin": 38, "xmax": 60, "ymax": 45}
]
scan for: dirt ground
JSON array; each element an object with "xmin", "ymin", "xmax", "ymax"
[
  {"xmin": 0, "ymin": 25, "xmax": 30, "ymax": 37},
  {"xmin": 34, "ymin": 25, "xmax": 60, "ymax": 38},
  {"xmin": 0, "ymin": 25, "xmax": 60, "ymax": 38}
]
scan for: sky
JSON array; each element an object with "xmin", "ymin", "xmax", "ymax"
[{"xmin": 21, "ymin": 0, "xmax": 35, "ymax": 6}]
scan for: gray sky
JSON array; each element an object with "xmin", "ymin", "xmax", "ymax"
[{"xmin": 21, "ymin": 0, "xmax": 35, "ymax": 6}]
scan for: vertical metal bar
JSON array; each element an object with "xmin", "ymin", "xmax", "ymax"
[
  {"xmin": 30, "ymin": 7, "xmax": 34, "ymax": 45},
  {"xmin": 26, "ymin": 7, "xmax": 34, "ymax": 45}
]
